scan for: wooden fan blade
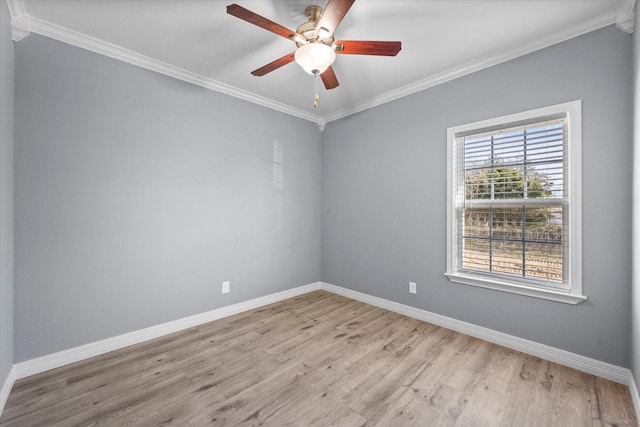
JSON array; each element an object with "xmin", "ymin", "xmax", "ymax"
[
  {"xmin": 335, "ymin": 40, "xmax": 402, "ymax": 56},
  {"xmin": 321, "ymin": 66, "xmax": 339, "ymax": 90},
  {"xmin": 251, "ymin": 52, "xmax": 296, "ymax": 76},
  {"xmin": 227, "ymin": 4, "xmax": 298, "ymax": 41},
  {"xmin": 315, "ymin": 0, "xmax": 355, "ymax": 39}
]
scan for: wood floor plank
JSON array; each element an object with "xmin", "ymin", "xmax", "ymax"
[
  {"xmin": 367, "ymin": 380, "xmax": 465, "ymax": 427},
  {"xmin": 594, "ymin": 376, "xmax": 637, "ymax": 426},
  {"xmin": 1, "ymin": 290, "xmax": 636, "ymax": 426}
]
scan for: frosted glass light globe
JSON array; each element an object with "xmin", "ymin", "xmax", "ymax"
[{"xmin": 294, "ymin": 43, "xmax": 336, "ymax": 75}]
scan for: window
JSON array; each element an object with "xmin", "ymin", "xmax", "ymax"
[{"xmin": 445, "ymin": 101, "xmax": 585, "ymax": 304}]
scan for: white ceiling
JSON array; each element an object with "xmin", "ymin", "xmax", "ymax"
[{"xmin": 6, "ymin": 0, "xmax": 635, "ymax": 128}]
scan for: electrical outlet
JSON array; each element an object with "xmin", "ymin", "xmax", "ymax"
[
  {"xmin": 222, "ymin": 281, "xmax": 230, "ymax": 294},
  {"xmin": 409, "ymin": 281, "xmax": 417, "ymax": 294}
]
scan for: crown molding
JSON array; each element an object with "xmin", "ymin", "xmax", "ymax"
[
  {"xmin": 6, "ymin": 1, "xmax": 626, "ymax": 129},
  {"xmin": 616, "ymin": 0, "xmax": 636, "ymax": 33},
  {"xmin": 324, "ymin": 11, "xmax": 619, "ymax": 124},
  {"xmin": 8, "ymin": 9, "xmax": 325, "ymax": 130},
  {"xmin": 6, "ymin": 0, "xmax": 25, "ymax": 18},
  {"xmin": 9, "ymin": 13, "xmax": 28, "ymax": 41},
  {"xmin": 7, "ymin": 0, "xmax": 28, "ymax": 41}
]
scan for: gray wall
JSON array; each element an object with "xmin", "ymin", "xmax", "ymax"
[
  {"xmin": 9, "ymin": 18, "xmax": 635, "ymax": 372},
  {"xmin": 0, "ymin": 0, "xmax": 14, "ymax": 387},
  {"xmin": 632, "ymin": 5, "xmax": 640, "ymax": 389},
  {"xmin": 322, "ymin": 26, "xmax": 633, "ymax": 367},
  {"xmin": 14, "ymin": 35, "xmax": 322, "ymax": 362}
]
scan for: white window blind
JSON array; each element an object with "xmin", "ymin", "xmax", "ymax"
[
  {"xmin": 459, "ymin": 119, "xmax": 567, "ymax": 284},
  {"xmin": 446, "ymin": 101, "xmax": 584, "ymax": 304}
]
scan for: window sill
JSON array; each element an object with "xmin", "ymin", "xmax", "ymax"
[{"xmin": 444, "ymin": 272, "xmax": 586, "ymax": 305}]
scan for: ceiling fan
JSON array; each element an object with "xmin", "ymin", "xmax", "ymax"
[{"xmin": 227, "ymin": 0, "xmax": 401, "ymax": 105}]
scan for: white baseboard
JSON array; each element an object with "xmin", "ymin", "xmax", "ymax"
[
  {"xmin": 320, "ymin": 282, "xmax": 631, "ymax": 385},
  {"xmin": 14, "ymin": 282, "xmax": 322, "ymax": 379},
  {"xmin": 630, "ymin": 373, "xmax": 640, "ymax": 420},
  {"xmin": 11, "ymin": 280, "xmax": 632, "ymax": 387},
  {"xmin": 0, "ymin": 366, "xmax": 16, "ymax": 417}
]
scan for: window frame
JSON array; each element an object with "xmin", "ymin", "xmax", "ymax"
[{"xmin": 445, "ymin": 101, "xmax": 585, "ymax": 304}]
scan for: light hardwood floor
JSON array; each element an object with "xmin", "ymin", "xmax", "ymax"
[{"xmin": 1, "ymin": 290, "xmax": 637, "ymax": 426}]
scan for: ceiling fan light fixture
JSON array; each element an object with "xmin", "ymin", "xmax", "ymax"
[{"xmin": 294, "ymin": 42, "xmax": 336, "ymax": 75}]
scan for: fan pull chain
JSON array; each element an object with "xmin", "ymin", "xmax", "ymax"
[{"xmin": 313, "ymin": 71, "xmax": 319, "ymax": 108}]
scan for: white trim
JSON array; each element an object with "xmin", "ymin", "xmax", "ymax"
[
  {"xmin": 616, "ymin": 0, "xmax": 636, "ymax": 33},
  {"xmin": 630, "ymin": 373, "xmax": 640, "ymax": 421},
  {"xmin": 320, "ymin": 282, "xmax": 629, "ymax": 385},
  {"xmin": 9, "ymin": 14, "xmax": 324, "ymax": 128},
  {"xmin": 14, "ymin": 282, "xmax": 321, "ymax": 379},
  {"xmin": 445, "ymin": 100, "xmax": 584, "ymax": 305},
  {"xmin": 323, "ymin": 13, "xmax": 616, "ymax": 123},
  {"xmin": 9, "ymin": 13, "xmax": 29, "ymax": 42},
  {"xmin": 0, "ymin": 366, "xmax": 16, "ymax": 417},
  {"xmin": 5, "ymin": 0, "xmax": 619, "ymax": 126},
  {"xmin": 6, "ymin": 281, "xmax": 631, "ymax": 399},
  {"xmin": 5, "ymin": 0, "xmax": 25, "ymax": 16},
  {"xmin": 444, "ymin": 272, "xmax": 586, "ymax": 305},
  {"xmin": 6, "ymin": 0, "xmax": 29, "ymax": 41}
]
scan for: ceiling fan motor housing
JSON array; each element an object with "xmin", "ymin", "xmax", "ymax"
[{"xmin": 295, "ymin": 5, "xmax": 334, "ymax": 47}]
